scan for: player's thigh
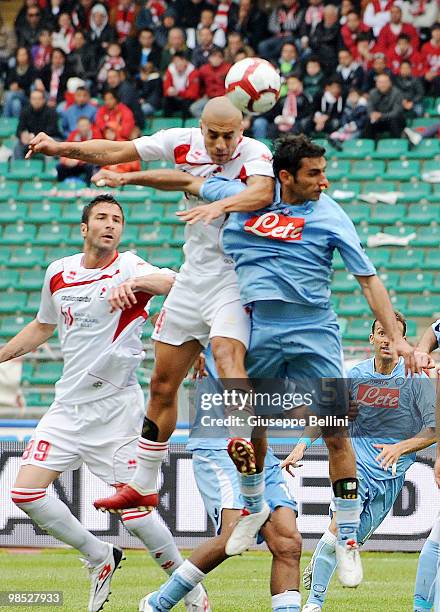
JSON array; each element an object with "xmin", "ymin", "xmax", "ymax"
[
  {"xmin": 151, "ymin": 339, "xmax": 203, "ymax": 394},
  {"xmin": 14, "ymin": 465, "xmax": 61, "ymax": 489},
  {"xmin": 264, "ymin": 447, "xmax": 298, "ymax": 515},
  {"xmin": 19, "ymin": 402, "xmax": 82, "ymax": 478},
  {"xmin": 152, "ymin": 280, "xmax": 210, "ymax": 347},
  {"xmin": 358, "ymin": 475, "xmax": 405, "ymax": 545},
  {"xmin": 262, "ymin": 507, "xmax": 301, "ymax": 557},
  {"xmin": 192, "ymin": 449, "xmax": 242, "ymax": 535}
]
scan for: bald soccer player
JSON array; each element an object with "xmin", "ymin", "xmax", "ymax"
[{"xmin": 27, "ymin": 97, "xmax": 275, "ymax": 552}]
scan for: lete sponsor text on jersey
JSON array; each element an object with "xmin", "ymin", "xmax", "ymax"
[
  {"xmin": 244, "ymin": 212, "xmax": 305, "ymax": 241},
  {"xmin": 356, "ymin": 384, "xmax": 400, "ymax": 409}
]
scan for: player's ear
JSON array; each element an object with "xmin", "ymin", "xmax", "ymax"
[
  {"xmin": 80, "ymin": 222, "xmax": 88, "ymax": 238},
  {"xmin": 369, "ymin": 333, "xmax": 374, "ymax": 345}
]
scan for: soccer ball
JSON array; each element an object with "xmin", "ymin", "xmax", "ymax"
[{"xmin": 225, "ymin": 58, "xmax": 281, "ymax": 115}]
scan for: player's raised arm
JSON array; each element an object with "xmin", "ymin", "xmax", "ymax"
[
  {"xmin": 373, "ymin": 427, "xmax": 436, "ymax": 473},
  {"xmin": 0, "ymin": 319, "xmax": 56, "ymax": 363},
  {"xmin": 26, "ymin": 132, "xmax": 139, "ymax": 165},
  {"xmin": 355, "ymin": 275, "xmax": 417, "ymax": 374},
  {"xmin": 92, "ymin": 168, "xmax": 205, "ymax": 196},
  {"xmin": 417, "ymin": 322, "xmax": 439, "ymax": 354}
]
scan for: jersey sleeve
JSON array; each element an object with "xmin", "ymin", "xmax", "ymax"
[
  {"xmin": 414, "ymin": 374, "xmax": 436, "ymax": 429},
  {"xmin": 200, "ymin": 176, "xmax": 247, "ymax": 202},
  {"xmin": 431, "ymin": 319, "xmax": 440, "ymax": 348},
  {"xmin": 36, "ymin": 262, "xmax": 59, "ymax": 325},
  {"xmin": 241, "ymin": 140, "xmax": 274, "ymax": 179},
  {"xmin": 330, "ymin": 207, "xmax": 376, "ymax": 276},
  {"xmin": 132, "ymin": 128, "xmax": 183, "ymax": 163},
  {"xmin": 129, "ymin": 254, "xmax": 176, "ymax": 279}
]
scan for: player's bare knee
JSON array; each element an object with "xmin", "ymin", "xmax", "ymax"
[
  {"xmin": 149, "ymin": 371, "xmax": 179, "ymax": 405},
  {"xmin": 211, "ymin": 338, "xmax": 244, "ymax": 376},
  {"xmin": 322, "ymin": 430, "xmax": 350, "ymax": 453},
  {"xmin": 267, "ymin": 527, "xmax": 302, "ymax": 562}
]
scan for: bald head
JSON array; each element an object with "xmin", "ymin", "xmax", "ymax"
[{"xmin": 201, "ymin": 96, "xmax": 243, "ymax": 164}]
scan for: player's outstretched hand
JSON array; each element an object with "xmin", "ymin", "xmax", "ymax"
[
  {"xmin": 176, "ymin": 201, "xmax": 224, "ymax": 225},
  {"xmin": 373, "ymin": 442, "xmax": 401, "ymax": 474},
  {"xmin": 192, "ymin": 353, "xmax": 207, "ymax": 380},
  {"xmin": 394, "ymin": 338, "xmax": 419, "ymax": 375},
  {"xmin": 414, "ymin": 350, "xmax": 436, "ymax": 370},
  {"xmin": 25, "ymin": 132, "xmax": 59, "ymax": 159},
  {"xmin": 109, "ymin": 279, "xmax": 137, "ymax": 313},
  {"xmin": 92, "ymin": 169, "xmax": 124, "ymax": 188},
  {"xmin": 281, "ymin": 445, "xmax": 305, "ymax": 478},
  {"xmin": 434, "ymin": 455, "xmax": 440, "ymax": 488}
]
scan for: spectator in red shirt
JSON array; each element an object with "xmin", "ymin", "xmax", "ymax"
[
  {"xmin": 387, "ymin": 34, "xmax": 425, "ymax": 77},
  {"xmin": 190, "ymin": 48, "xmax": 230, "ymax": 117},
  {"xmin": 57, "ymin": 116, "xmax": 100, "ymax": 183},
  {"xmin": 95, "ymin": 88, "xmax": 136, "ymax": 138},
  {"xmin": 375, "ymin": 5, "xmax": 419, "ymax": 53},
  {"xmin": 163, "ymin": 51, "xmax": 199, "ymax": 117},
  {"xmin": 341, "ymin": 11, "xmax": 371, "ymax": 58},
  {"xmin": 421, "ymin": 24, "xmax": 440, "ymax": 95}
]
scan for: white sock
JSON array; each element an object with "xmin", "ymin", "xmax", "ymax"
[
  {"xmin": 177, "ymin": 560, "xmax": 206, "ymax": 586},
  {"xmin": 11, "ymin": 488, "xmax": 109, "ymax": 565},
  {"xmin": 272, "ymin": 590, "xmax": 301, "ymax": 611},
  {"xmin": 121, "ymin": 509, "xmax": 184, "ymax": 574},
  {"xmin": 132, "ymin": 438, "xmax": 168, "ymax": 493}
]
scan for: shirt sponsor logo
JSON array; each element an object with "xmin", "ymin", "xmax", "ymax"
[
  {"xmin": 98, "ymin": 286, "xmax": 108, "ymax": 300},
  {"xmin": 61, "ymin": 305, "xmax": 74, "ymax": 328},
  {"xmin": 244, "ymin": 212, "xmax": 305, "ymax": 241},
  {"xmin": 61, "ymin": 295, "xmax": 92, "ymax": 303},
  {"xmin": 356, "ymin": 384, "xmax": 400, "ymax": 409}
]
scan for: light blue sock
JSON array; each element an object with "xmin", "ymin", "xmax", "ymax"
[
  {"xmin": 334, "ymin": 497, "xmax": 361, "ymax": 544},
  {"xmin": 414, "ymin": 539, "xmax": 440, "ymax": 611},
  {"xmin": 240, "ymin": 470, "xmax": 265, "ymax": 513},
  {"xmin": 148, "ymin": 560, "xmax": 205, "ymax": 611},
  {"xmin": 272, "ymin": 589, "xmax": 301, "ymax": 611},
  {"xmin": 307, "ymin": 529, "xmax": 337, "ymax": 608},
  {"xmin": 434, "ymin": 566, "xmax": 440, "ymax": 611}
]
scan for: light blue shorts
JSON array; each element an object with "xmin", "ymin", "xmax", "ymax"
[{"xmin": 192, "ymin": 446, "xmax": 297, "ymax": 537}]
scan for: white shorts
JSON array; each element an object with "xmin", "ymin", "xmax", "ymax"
[
  {"xmin": 152, "ymin": 272, "xmax": 250, "ymax": 349},
  {"xmin": 21, "ymin": 387, "xmax": 144, "ymax": 485}
]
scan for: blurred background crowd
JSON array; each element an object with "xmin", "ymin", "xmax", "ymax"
[{"xmin": 0, "ymin": 0, "xmax": 439, "ymax": 169}]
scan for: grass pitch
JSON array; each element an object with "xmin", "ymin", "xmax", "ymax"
[{"xmin": 0, "ymin": 548, "xmax": 417, "ymax": 611}]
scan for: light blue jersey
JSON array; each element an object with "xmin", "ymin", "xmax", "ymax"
[
  {"xmin": 200, "ymin": 177, "xmax": 376, "ymax": 310},
  {"xmin": 348, "ymin": 357, "xmax": 435, "ymax": 480}
]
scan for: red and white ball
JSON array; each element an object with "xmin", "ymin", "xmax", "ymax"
[{"xmin": 225, "ymin": 58, "xmax": 281, "ymax": 115}]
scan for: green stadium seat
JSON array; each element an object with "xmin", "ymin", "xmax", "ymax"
[
  {"xmin": 342, "ymin": 204, "xmax": 370, "ymax": 224},
  {"xmin": 46, "ymin": 246, "xmax": 77, "ymax": 261},
  {"xmin": 326, "ymin": 160, "xmax": 350, "ymax": 181},
  {"xmin": 128, "ymin": 203, "xmax": 163, "ymax": 223},
  {"xmin": 422, "ymin": 160, "xmax": 440, "ymax": 174},
  {"xmin": 365, "ymin": 247, "xmax": 390, "ymax": 268},
  {"xmin": 373, "ymin": 139, "xmax": 408, "ymax": 159},
  {"xmin": 117, "ymin": 225, "xmax": 139, "ymax": 246},
  {"xmin": 351, "ymin": 160, "xmax": 385, "ymax": 181},
  {"xmin": 147, "ymin": 160, "xmax": 175, "ymax": 170},
  {"xmin": 138, "ymin": 225, "xmax": 173, "ymax": 246},
  {"xmin": 35, "ymin": 223, "xmax": 70, "ymax": 245},
  {"xmin": 60, "ymin": 201, "xmax": 86, "ymax": 223},
  {"xmin": 406, "ymin": 204, "xmax": 440, "ymax": 225},
  {"xmin": 0, "ymin": 246, "xmax": 10, "ymax": 265},
  {"xmin": 377, "ymin": 271, "xmax": 400, "ymax": 290},
  {"xmin": 407, "ymin": 139, "xmax": 440, "ymax": 159},
  {"xmin": 411, "ymin": 118, "xmax": 440, "ymax": 128},
  {"xmin": 9, "ymin": 159, "xmax": 44, "ymax": 180},
  {"xmin": 19, "ymin": 180, "xmax": 54, "ymax": 201},
  {"xmin": 0, "ymin": 291, "xmax": 27, "ymax": 313},
  {"xmin": 31, "ymin": 362, "xmax": 64, "ymax": 385},
  {"xmin": 0, "ymin": 269, "xmax": 19, "ymax": 289},
  {"xmin": 21, "ymin": 361, "xmax": 33, "ymax": 382},
  {"xmin": 338, "ymin": 295, "xmax": 370, "ymax": 316},
  {"xmin": 328, "ymin": 182, "xmax": 360, "ymax": 201},
  {"xmin": 0, "ymin": 117, "xmax": 18, "ymax": 138},
  {"xmin": 118, "ymin": 186, "xmax": 154, "ymax": 203},
  {"xmin": 149, "ymin": 295, "xmax": 166, "ymax": 315},
  {"xmin": 423, "ymin": 250, "xmax": 440, "ymax": 270},
  {"xmin": 0, "ymin": 202, "xmax": 26, "ymax": 223},
  {"xmin": 432, "ymin": 274, "xmax": 440, "ymax": 292},
  {"xmin": 163, "ymin": 203, "xmax": 186, "ymax": 224},
  {"xmin": 408, "ymin": 295, "xmax": 440, "ymax": 317},
  {"xmin": 397, "ymin": 271, "xmax": 433, "ymax": 292},
  {"xmin": 357, "ymin": 224, "xmax": 382, "ymax": 244},
  {"xmin": 344, "ymin": 318, "xmax": 372, "ymax": 341},
  {"xmin": 169, "ymin": 225, "xmax": 185, "ymax": 246},
  {"xmin": 149, "ymin": 247, "xmax": 182, "ymax": 269},
  {"xmin": 9, "ymin": 247, "xmax": 45, "ymax": 268},
  {"xmin": 361, "ymin": 180, "xmax": 397, "ymax": 193},
  {"xmin": 370, "ymin": 204, "xmax": 405, "ymax": 225},
  {"xmin": 382, "ymin": 225, "xmax": 417, "ymax": 239},
  {"xmin": 184, "ymin": 118, "xmax": 200, "ymax": 129},
  {"xmin": 390, "ymin": 294, "xmax": 408, "ymax": 311},
  {"xmin": 338, "ymin": 139, "xmax": 375, "ymax": 160},
  {"xmin": 405, "ymin": 319, "xmax": 417, "ymax": 338},
  {"xmin": 331, "ymin": 271, "xmax": 357, "ymax": 292},
  {"xmin": 24, "ymin": 291, "xmax": 42, "ymax": 313},
  {"xmin": 152, "ymin": 191, "xmax": 183, "ymax": 204},
  {"xmin": 413, "ymin": 225, "xmax": 440, "ymax": 247},
  {"xmin": 0, "ymin": 161, "xmax": 8, "ymax": 175},
  {"xmin": 398, "ymin": 182, "xmax": 431, "ymax": 202},
  {"xmin": 28, "ymin": 203, "xmax": 61, "ymax": 223},
  {"xmin": 0, "ymin": 315, "xmax": 33, "ymax": 337},
  {"xmin": 40, "ymin": 158, "xmax": 59, "ymax": 181},
  {"xmin": 385, "ymin": 160, "xmax": 420, "ymax": 181},
  {"xmin": 337, "ymin": 317, "xmax": 348, "ymax": 336},
  {"xmin": 0, "ymin": 181, "xmax": 19, "ymax": 201},
  {"xmin": 2, "ymin": 223, "xmax": 36, "ymax": 244},
  {"xmin": 388, "ymin": 248, "xmax": 423, "ymax": 269},
  {"xmin": 151, "ymin": 117, "xmax": 182, "ymax": 132},
  {"xmin": 19, "ymin": 269, "xmax": 46, "ymax": 291},
  {"xmin": 430, "ymin": 184, "xmax": 440, "ymax": 203}
]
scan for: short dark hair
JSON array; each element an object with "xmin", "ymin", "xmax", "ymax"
[
  {"xmin": 103, "ymin": 88, "xmax": 120, "ymax": 102},
  {"xmin": 272, "ymin": 135, "xmax": 326, "ymax": 180},
  {"xmin": 75, "ymin": 86, "xmax": 89, "ymax": 94},
  {"xmin": 371, "ymin": 311, "xmax": 407, "ymax": 336},
  {"xmin": 397, "ymin": 33, "xmax": 410, "ymax": 42},
  {"xmin": 139, "ymin": 27, "xmax": 154, "ymax": 36},
  {"xmin": 432, "ymin": 23, "xmax": 440, "ymax": 32},
  {"xmin": 81, "ymin": 194, "xmax": 125, "ymax": 225}
]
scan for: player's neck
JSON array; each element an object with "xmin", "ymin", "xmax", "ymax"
[
  {"xmin": 281, "ymin": 187, "xmax": 309, "ymax": 205},
  {"xmin": 374, "ymin": 356, "xmax": 398, "ymax": 375},
  {"xmin": 82, "ymin": 248, "xmax": 118, "ymax": 269}
]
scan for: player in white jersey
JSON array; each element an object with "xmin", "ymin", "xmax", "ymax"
[
  {"xmin": 27, "ymin": 97, "xmax": 275, "ymax": 549},
  {"xmin": 3, "ymin": 195, "xmax": 210, "ymax": 612}
]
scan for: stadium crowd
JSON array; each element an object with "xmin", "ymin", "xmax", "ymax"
[{"xmin": 0, "ymin": 0, "xmax": 439, "ymax": 167}]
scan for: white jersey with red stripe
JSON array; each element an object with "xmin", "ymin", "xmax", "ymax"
[
  {"xmin": 133, "ymin": 128, "xmax": 274, "ymax": 278},
  {"xmin": 37, "ymin": 250, "xmax": 171, "ymax": 405}
]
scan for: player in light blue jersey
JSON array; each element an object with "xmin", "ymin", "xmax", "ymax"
[
  {"xmin": 413, "ymin": 320, "xmax": 440, "ymax": 612},
  {"xmin": 283, "ymin": 312, "xmax": 435, "ymax": 612}
]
